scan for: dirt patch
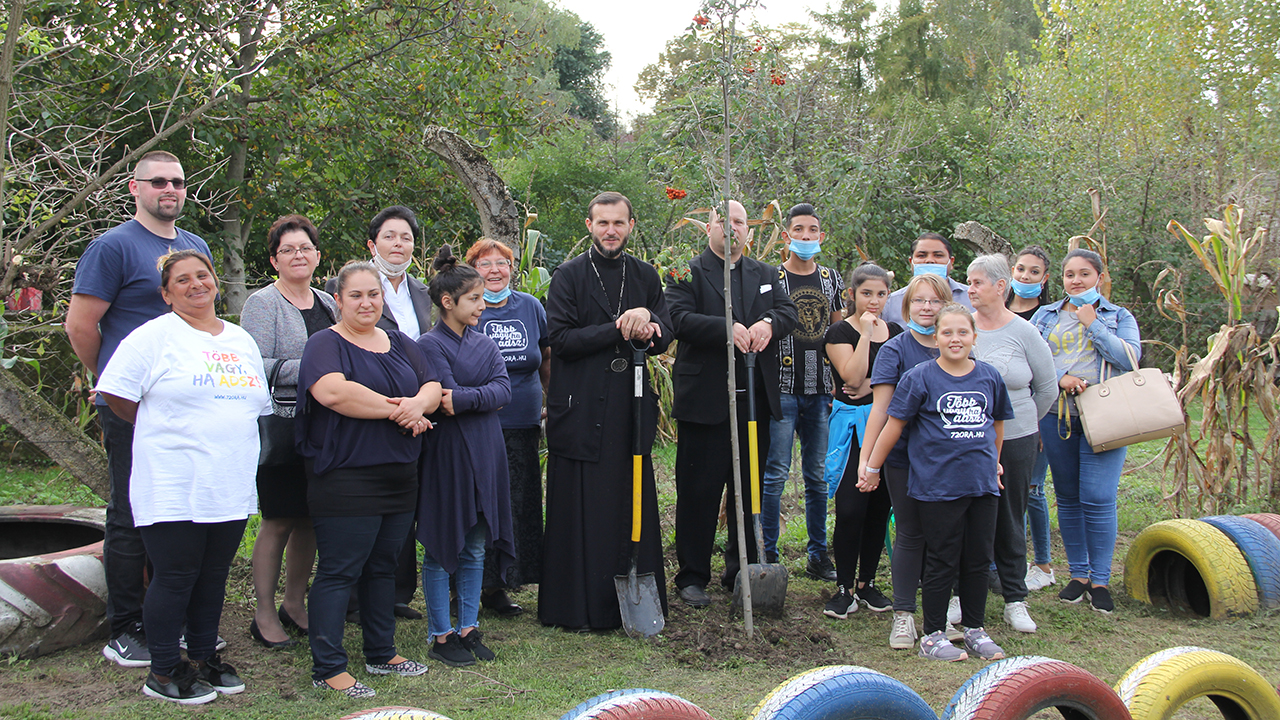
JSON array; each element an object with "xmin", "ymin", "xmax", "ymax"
[{"xmin": 658, "ymin": 586, "xmax": 837, "ymax": 669}]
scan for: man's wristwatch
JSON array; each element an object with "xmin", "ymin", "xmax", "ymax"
[{"xmin": 761, "ymin": 317, "xmax": 772, "ymax": 324}]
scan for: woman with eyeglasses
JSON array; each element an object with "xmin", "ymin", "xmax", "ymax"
[
  {"xmin": 464, "ymin": 238, "xmax": 550, "ymax": 616},
  {"xmin": 241, "ymin": 215, "xmax": 337, "ymax": 648}
]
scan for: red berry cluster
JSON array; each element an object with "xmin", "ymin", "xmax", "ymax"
[
  {"xmin": 665, "ymin": 187, "xmax": 688, "ymax": 200},
  {"xmin": 770, "ymin": 73, "xmax": 786, "ymax": 85},
  {"xmin": 693, "ymin": 14, "xmax": 710, "ymax": 26}
]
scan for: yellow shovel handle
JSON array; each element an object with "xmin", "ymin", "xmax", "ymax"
[
  {"xmin": 631, "ymin": 455, "xmax": 642, "ymax": 542},
  {"xmin": 748, "ymin": 420, "xmax": 760, "ymax": 514}
]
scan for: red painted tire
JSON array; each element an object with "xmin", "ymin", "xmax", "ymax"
[
  {"xmin": 942, "ymin": 656, "xmax": 1132, "ymax": 720},
  {"xmin": 559, "ymin": 689, "xmax": 715, "ymax": 720},
  {"xmin": 1242, "ymin": 513, "xmax": 1280, "ymax": 542},
  {"xmin": 0, "ymin": 505, "xmax": 108, "ymax": 658},
  {"xmin": 340, "ymin": 708, "xmax": 452, "ymax": 720}
]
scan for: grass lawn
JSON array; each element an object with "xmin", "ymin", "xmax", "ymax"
[{"xmin": 1, "ymin": 436, "xmax": 1278, "ymax": 720}]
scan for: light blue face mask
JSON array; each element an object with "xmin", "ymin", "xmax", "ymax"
[
  {"xmin": 789, "ymin": 239, "xmax": 821, "ymax": 260},
  {"xmin": 1011, "ymin": 279, "xmax": 1044, "ymax": 299},
  {"xmin": 906, "ymin": 320, "xmax": 936, "ymax": 335},
  {"xmin": 484, "ymin": 286, "xmax": 512, "ymax": 303},
  {"xmin": 1068, "ymin": 286, "xmax": 1101, "ymax": 305},
  {"xmin": 912, "ymin": 263, "xmax": 949, "ymax": 278}
]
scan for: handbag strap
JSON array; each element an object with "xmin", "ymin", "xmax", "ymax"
[
  {"xmin": 1056, "ymin": 391, "xmax": 1072, "ymax": 440},
  {"xmin": 266, "ymin": 359, "xmax": 296, "ymax": 407}
]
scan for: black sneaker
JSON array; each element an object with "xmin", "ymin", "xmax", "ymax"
[
  {"xmin": 1058, "ymin": 578, "xmax": 1090, "ymax": 604},
  {"xmin": 428, "ymin": 633, "xmax": 476, "ymax": 667},
  {"xmin": 103, "ymin": 624, "xmax": 151, "ymax": 668},
  {"xmin": 459, "ymin": 630, "xmax": 496, "ymax": 661},
  {"xmin": 196, "ymin": 654, "xmax": 245, "ymax": 694},
  {"xmin": 179, "ymin": 630, "xmax": 227, "ymax": 652},
  {"xmin": 143, "ymin": 662, "xmax": 217, "ymax": 704},
  {"xmin": 806, "ymin": 555, "xmax": 838, "ymax": 582},
  {"xmin": 1089, "ymin": 585, "xmax": 1114, "ymax": 614},
  {"xmin": 823, "ymin": 586, "xmax": 856, "ymax": 619},
  {"xmin": 855, "ymin": 581, "xmax": 893, "ymax": 612}
]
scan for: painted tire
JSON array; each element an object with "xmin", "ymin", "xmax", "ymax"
[
  {"xmin": 1123, "ymin": 519, "xmax": 1257, "ymax": 619},
  {"xmin": 750, "ymin": 665, "xmax": 936, "ymax": 720},
  {"xmin": 560, "ymin": 689, "xmax": 715, "ymax": 720},
  {"xmin": 1199, "ymin": 516, "xmax": 1280, "ymax": 608},
  {"xmin": 0, "ymin": 505, "xmax": 108, "ymax": 658},
  {"xmin": 340, "ymin": 709, "xmax": 452, "ymax": 720},
  {"xmin": 1115, "ymin": 646, "xmax": 1280, "ymax": 720},
  {"xmin": 941, "ymin": 656, "xmax": 1131, "ymax": 720},
  {"xmin": 1242, "ymin": 513, "xmax": 1280, "ymax": 542}
]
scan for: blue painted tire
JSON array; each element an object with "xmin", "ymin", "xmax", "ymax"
[
  {"xmin": 559, "ymin": 689, "xmax": 714, "ymax": 720},
  {"xmin": 1200, "ymin": 515, "xmax": 1280, "ymax": 608},
  {"xmin": 750, "ymin": 665, "xmax": 937, "ymax": 720},
  {"xmin": 942, "ymin": 656, "xmax": 1131, "ymax": 720}
]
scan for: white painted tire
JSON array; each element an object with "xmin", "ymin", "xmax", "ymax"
[
  {"xmin": 340, "ymin": 708, "xmax": 452, "ymax": 720},
  {"xmin": 0, "ymin": 505, "xmax": 108, "ymax": 658},
  {"xmin": 559, "ymin": 689, "xmax": 715, "ymax": 720},
  {"xmin": 750, "ymin": 665, "xmax": 937, "ymax": 720},
  {"xmin": 941, "ymin": 655, "xmax": 1131, "ymax": 720},
  {"xmin": 1115, "ymin": 646, "xmax": 1280, "ymax": 720}
]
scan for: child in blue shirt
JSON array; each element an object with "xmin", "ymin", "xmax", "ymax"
[{"xmin": 863, "ymin": 304, "xmax": 1015, "ymax": 662}]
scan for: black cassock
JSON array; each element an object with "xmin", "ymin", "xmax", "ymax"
[{"xmin": 539, "ymin": 248, "xmax": 673, "ymax": 630}]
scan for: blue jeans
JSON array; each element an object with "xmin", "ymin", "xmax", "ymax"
[
  {"xmin": 1039, "ymin": 414, "xmax": 1126, "ymax": 585},
  {"xmin": 422, "ymin": 518, "xmax": 488, "ymax": 639},
  {"xmin": 762, "ymin": 393, "xmax": 830, "ymax": 560},
  {"xmin": 309, "ymin": 511, "xmax": 415, "ymax": 682},
  {"xmin": 1026, "ymin": 449, "xmax": 1052, "ymax": 565}
]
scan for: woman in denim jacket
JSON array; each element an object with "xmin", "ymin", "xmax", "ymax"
[{"xmin": 1029, "ymin": 248, "xmax": 1140, "ymax": 614}]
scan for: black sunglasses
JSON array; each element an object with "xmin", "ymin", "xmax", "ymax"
[{"xmin": 136, "ymin": 177, "xmax": 187, "ymax": 190}]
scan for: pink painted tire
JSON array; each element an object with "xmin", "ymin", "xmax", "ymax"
[
  {"xmin": 0, "ymin": 505, "xmax": 108, "ymax": 658},
  {"xmin": 942, "ymin": 656, "xmax": 1131, "ymax": 720},
  {"xmin": 339, "ymin": 708, "xmax": 452, "ymax": 720},
  {"xmin": 559, "ymin": 689, "xmax": 715, "ymax": 720},
  {"xmin": 1242, "ymin": 513, "xmax": 1280, "ymax": 543}
]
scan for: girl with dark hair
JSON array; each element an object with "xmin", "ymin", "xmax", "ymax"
[
  {"xmin": 416, "ymin": 245, "xmax": 517, "ymax": 667},
  {"xmin": 1008, "ymin": 245, "xmax": 1052, "ymax": 320}
]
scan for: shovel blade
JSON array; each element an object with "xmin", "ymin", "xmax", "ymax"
[
  {"xmin": 731, "ymin": 563, "xmax": 789, "ymax": 617},
  {"xmin": 614, "ymin": 571, "xmax": 665, "ymax": 638}
]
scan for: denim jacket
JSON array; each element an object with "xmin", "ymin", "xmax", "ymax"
[{"xmin": 1030, "ymin": 296, "xmax": 1141, "ymax": 380}]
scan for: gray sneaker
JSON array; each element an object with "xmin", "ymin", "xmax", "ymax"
[
  {"xmin": 889, "ymin": 611, "xmax": 917, "ymax": 649},
  {"xmin": 963, "ymin": 627, "xmax": 1005, "ymax": 660},
  {"xmin": 103, "ymin": 625, "xmax": 151, "ymax": 668},
  {"xmin": 919, "ymin": 630, "xmax": 967, "ymax": 661}
]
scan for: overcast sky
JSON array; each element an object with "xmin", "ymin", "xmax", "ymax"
[{"xmin": 553, "ymin": 0, "xmax": 823, "ymax": 124}]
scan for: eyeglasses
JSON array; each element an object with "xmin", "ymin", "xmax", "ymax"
[
  {"xmin": 910, "ymin": 298, "xmax": 944, "ymax": 307},
  {"xmin": 276, "ymin": 246, "xmax": 317, "ymax": 258},
  {"xmin": 136, "ymin": 177, "xmax": 186, "ymax": 190},
  {"xmin": 476, "ymin": 259, "xmax": 511, "ymax": 270}
]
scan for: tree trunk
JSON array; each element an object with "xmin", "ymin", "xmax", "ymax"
[
  {"xmin": 952, "ymin": 220, "xmax": 1014, "ymax": 257},
  {"xmin": 0, "ymin": 368, "xmax": 108, "ymax": 502},
  {"xmin": 218, "ymin": 14, "xmax": 263, "ymax": 315},
  {"xmin": 422, "ymin": 126, "xmax": 521, "ymax": 253}
]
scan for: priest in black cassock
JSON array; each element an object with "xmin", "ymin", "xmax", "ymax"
[{"xmin": 539, "ymin": 191, "xmax": 673, "ymax": 631}]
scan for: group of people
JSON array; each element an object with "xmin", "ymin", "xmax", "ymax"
[{"xmin": 67, "ymin": 151, "xmax": 1141, "ymax": 704}]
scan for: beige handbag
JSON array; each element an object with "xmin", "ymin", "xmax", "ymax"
[{"xmin": 1073, "ymin": 342, "xmax": 1185, "ymax": 452}]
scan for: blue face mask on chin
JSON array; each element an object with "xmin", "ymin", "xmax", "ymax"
[
  {"xmin": 1011, "ymin": 279, "xmax": 1044, "ymax": 299},
  {"xmin": 906, "ymin": 320, "xmax": 935, "ymax": 336},
  {"xmin": 1068, "ymin": 286, "xmax": 1101, "ymax": 305},
  {"xmin": 788, "ymin": 239, "xmax": 821, "ymax": 260},
  {"xmin": 913, "ymin": 263, "xmax": 949, "ymax": 278},
  {"xmin": 483, "ymin": 286, "xmax": 512, "ymax": 304}
]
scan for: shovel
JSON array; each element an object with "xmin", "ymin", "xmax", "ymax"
[
  {"xmin": 732, "ymin": 351, "xmax": 789, "ymax": 616},
  {"xmin": 614, "ymin": 339, "xmax": 664, "ymax": 638}
]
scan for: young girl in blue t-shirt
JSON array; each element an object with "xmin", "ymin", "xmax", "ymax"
[{"xmin": 863, "ymin": 304, "xmax": 1014, "ymax": 662}]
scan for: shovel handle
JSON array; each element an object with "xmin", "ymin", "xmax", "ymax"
[
  {"xmin": 630, "ymin": 338, "xmax": 648, "ymax": 544},
  {"xmin": 631, "ymin": 455, "xmax": 642, "ymax": 542},
  {"xmin": 744, "ymin": 352, "xmax": 761, "ymax": 514}
]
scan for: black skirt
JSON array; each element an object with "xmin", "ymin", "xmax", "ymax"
[{"xmin": 256, "ymin": 461, "xmax": 309, "ymax": 519}]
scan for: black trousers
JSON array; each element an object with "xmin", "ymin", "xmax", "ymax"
[
  {"xmin": 832, "ymin": 450, "xmax": 892, "ymax": 589},
  {"xmin": 101, "ymin": 405, "xmax": 148, "ymax": 636},
  {"xmin": 884, "ymin": 464, "xmax": 924, "ymax": 613},
  {"xmin": 918, "ymin": 495, "xmax": 998, "ymax": 635},
  {"xmin": 674, "ymin": 398, "xmax": 772, "ymax": 590},
  {"xmin": 992, "ymin": 434, "xmax": 1038, "ymax": 603}
]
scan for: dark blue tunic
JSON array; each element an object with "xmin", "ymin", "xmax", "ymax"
[{"xmin": 416, "ymin": 321, "xmax": 516, "ymax": 576}]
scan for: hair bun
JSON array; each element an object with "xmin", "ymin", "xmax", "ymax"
[{"xmin": 432, "ymin": 244, "xmax": 457, "ymax": 272}]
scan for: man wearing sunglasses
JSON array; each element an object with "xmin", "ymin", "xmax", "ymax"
[{"xmin": 67, "ymin": 150, "xmax": 214, "ymax": 669}]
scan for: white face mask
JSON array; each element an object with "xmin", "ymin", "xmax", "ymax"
[{"xmin": 372, "ymin": 249, "xmax": 412, "ymax": 278}]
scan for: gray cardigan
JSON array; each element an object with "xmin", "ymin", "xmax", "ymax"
[{"xmin": 240, "ymin": 283, "xmax": 339, "ymax": 417}]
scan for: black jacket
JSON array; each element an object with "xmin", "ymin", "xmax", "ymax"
[{"xmin": 666, "ymin": 248, "xmax": 798, "ymax": 425}]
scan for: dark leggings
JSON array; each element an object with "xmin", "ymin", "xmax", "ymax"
[
  {"xmin": 832, "ymin": 445, "xmax": 892, "ymax": 589},
  {"xmin": 139, "ymin": 519, "xmax": 247, "ymax": 675},
  {"xmin": 884, "ymin": 464, "xmax": 924, "ymax": 612},
  {"xmin": 918, "ymin": 495, "xmax": 998, "ymax": 635}
]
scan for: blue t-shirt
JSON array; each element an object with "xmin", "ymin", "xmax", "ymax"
[
  {"xmin": 478, "ymin": 292, "xmax": 547, "ymax": 429},
  {"xmin": 869, "ymin": 332, "xmax": 940, "ymax": 468},
  {"xmin": 887, "ymin": 360, "xmax": 1015, "ymax": 502},
  {"xmin": 72, "ymin": 219, "xmax": 212, "ymax": 398}
]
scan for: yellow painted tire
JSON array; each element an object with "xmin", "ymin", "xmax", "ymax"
[
  {"xmin": 1123, "ymin": 519, "xmax": 1258, "ymax": 619},
  {"xmin": 1115, "ymin": 646, "xmax": 1280, "ymax": 720}
]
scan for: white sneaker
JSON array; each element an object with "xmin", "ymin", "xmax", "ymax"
[
  {"xmin": 889, "ymin": 611, "xmax": 917, "ymax": 649},
  {"xmin": 945, "ymin": 621, "xmax": 964, "ymax": 641},
  {"xmin": 1025, "ymin": 564, "xmax": 1056, "ymax": 592},
  {"xmin": 947, "ymin": 595, "xmax": 962, "ymax": 625},
  {"xmin": 1003, "ymin": 601, "xmax": 1038, "ymax": 633}
]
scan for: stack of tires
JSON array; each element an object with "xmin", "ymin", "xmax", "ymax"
[{"xmin": 1124, "ymin": 512, "xmax": 1280, "ymax": 618}]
